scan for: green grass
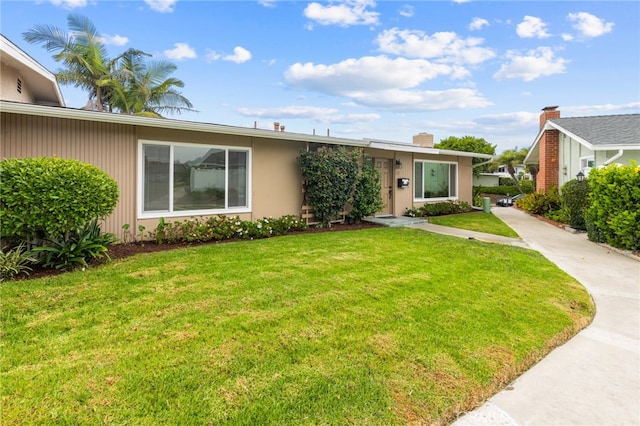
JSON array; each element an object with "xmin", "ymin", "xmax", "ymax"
[
  {"xmin": 427, "ymin": 212, "xmax": 520, "ymax": 238},
  {"xmin": 1, "ymin": 228, "xmax": 593, "ymax": 425}
]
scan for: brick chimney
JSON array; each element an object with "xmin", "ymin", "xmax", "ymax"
[
  {"xmin": 413, "ymin": 132, "xmax": 434, "ymax": 148},
  {"xmin": 537, "ymin": 106, "xmax": 560, "ymax": 192}
]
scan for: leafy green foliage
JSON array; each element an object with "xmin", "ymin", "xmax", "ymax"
[
  {"xmin": 349, "ymin": 161, "xmax": 384, "ymax": 222},
  {"xmin": 298, "ymin": 147, "xmax": 360, "ymax": 227},
  {"xmin": 32, "ymin": 220, "xmax": 117, "ymax": 270},
  {"xmin": 0, "ymin": 158, "xmax": 119, "ymax": 241},
  {"xmin": 405, "ymin": 201, "xmax": 473, "ymax": 217},
  {"xmin": 151, "ymin": 215, "xmax": 308, "ymax": 244},
  {"xmin": 560, "ymin": 179, "xmax": 590, "ymax": 230},
  {"xmin": 586, "ymin": 162, "xmax": 640, "ymax": 250},
  {"xmin": 435, "ymin": 136, "xmax": 496, "ymax": 175},
  {"xmin": 474, "ymin": 181, "xmax": 534, "ymax": 196},
  {"xmin": 0, "ymin": 243, "xmax": 36, "ymax": 282},
  {"xmin": 516, "ymin": 187, "xmax": 561, "ymax": 215}
]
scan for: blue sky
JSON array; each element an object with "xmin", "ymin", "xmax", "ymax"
[{"xmin": 1, "ymin": 0, "xmax": 638, "ymax": 153}]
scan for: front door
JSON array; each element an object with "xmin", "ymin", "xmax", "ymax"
[{"xmin": 374, "ymin": 158, "xmax": 393, "ymax": 215}]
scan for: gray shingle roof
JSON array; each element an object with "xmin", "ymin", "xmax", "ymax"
[{"xmin": 549, "ymin": 114, "xmax": 640, "ymax": 147}]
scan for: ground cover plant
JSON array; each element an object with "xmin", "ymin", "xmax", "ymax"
[
  {"xmin": 1, "ymin": 228, "xmax": 594, "ymax": 425},
  {"xmin": 427, "ymin": 212, "xmax": 519, "ymax": 238}
]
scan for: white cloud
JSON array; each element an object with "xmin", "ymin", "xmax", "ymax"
[
  {"xmin": 206, "ymin": 47, "xmax": 252, "ymax": 64},
  {"xmin": 493, "ymin": 47, "xmax": 568, "ymax": 82},
  {"xmin": 258, "ymin": 0, "xmax": 277, "ymax": 8},
  {"xmin": 49, "ymin": 0, "xmax": 87, "ymax": 8},
  {"xmin": 304, "ymin": 0, "xmax": 379, "ymax": 27},
  {"xmin": 567, "ymin": 12, "xmax": 614, "ymax": 39},
  {"xmin": 100, "ymin": 34, "xmax": 128, "ymax": 46},
  {"xmin": 516, "ymin": 16, "xmax": 551, "ymax": 39},
  {"xmin": 398, "ymin": 5, "xmax": 414, "ymax": 18},
  {"xmin": 375, "ymin": 28, "xmax": 496, "ymax": 65},
  {"xmin": 224, "ymin": 46, "xmax": 252, "ymax": 64},
  {"xmin": 564, "ymin": 102, "xmax": 640, "ymax": 114},
  {"xmin": 164, "ymin": 42, "xmax": 196, "ymax": 60},
  {"xmin": 469, "ymin": 17, "xmax": 489, "ymax": 31},
  {"xmin": 145, "ymin": 0, "xmax": 177, "ymax": 13},
  {"xmin": 344, "ymin": 88, "xmax": 492, "ymax": 110},
  {"xmin": 236, "ymin": 105, "xmax": 380, "ymax": 123},
  {"xmin": 286, "ymin": 56, "xmax": 455, "ymax": 95}
]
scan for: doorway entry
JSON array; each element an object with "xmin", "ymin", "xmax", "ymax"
[{"xmin": 374, "ymin": 158, "xmax": 393, "ymax": 215}]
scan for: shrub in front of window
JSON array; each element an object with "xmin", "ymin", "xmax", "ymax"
[
  {"xmin": 0, "ymin": 157, "xmax": 119, "ymax": 242},
  {"xmin": 298, "ymin": 147, "xmax": 360, "ymax": 227},
  {"xmin": 586, "ymin": 162, "xmax": 640, "ymax": 250},
  {"xmin": 405, "ymin": 201, "xmax": 472, "ymax": 217}
]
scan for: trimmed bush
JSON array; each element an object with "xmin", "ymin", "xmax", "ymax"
[
  {"xmin": 516, "ymin": 187, "xmax": 561, "ymax": 215},
  {"xmin": 560, "ymin": 179, "xmax": 590, "ymax": 230},
  {"xmin": 0, "ymin": 158, "xmax": 119, "ymax": 241},
  {"xmin": 474, "ymin": 181, "xmax": 534, "ymax": 196},
  {"xmin": 586, "ymin": 162, "xmax": 640, "ymax": 250},
  {"xmin": 405, "ymin": 201, "xmax": 473, "ymax": 217}
]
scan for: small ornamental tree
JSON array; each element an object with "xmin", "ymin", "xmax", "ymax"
[
  {"xmin": 298, "ymin": 147, "xmax": 360, "ymax": 227},
  {"xmin": 0, "ymin": 157, "xmax": 119, "ymax": 242},
  {"xmin": 349, "ymin": 160, "xmax": 384, "ymax": 223},
  {"xmin": 560, "ymin": 179, "xmax": 590, "ymax": 230}
]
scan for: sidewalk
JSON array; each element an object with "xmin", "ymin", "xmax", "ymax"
[{"xmin": 444, "ymin": 207, "xmax": 640, "ymax": 425}]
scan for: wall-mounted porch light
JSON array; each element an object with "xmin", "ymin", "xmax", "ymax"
[
  {"xmin": 576, "ymin": 171, "xmax": 585, "ymax": 182},
  {"xmin": 395, "ymin": 159, "xmax": 402, "ymax": 169}
]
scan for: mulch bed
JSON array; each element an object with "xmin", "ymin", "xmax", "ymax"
[{"xmin": 22, "ymin": 221, "xmax": 384, "ymax": 281}]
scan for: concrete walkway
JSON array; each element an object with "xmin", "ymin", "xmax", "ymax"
[{"xmin": 428, "ymin": 207, "xmax": 640, "ymax": 426}]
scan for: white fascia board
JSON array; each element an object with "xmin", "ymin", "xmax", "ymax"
[
  {"xmin": 366, "ymin": 140, "xmax": 493, "ymax": 159},
  {"xmin": 0, "ymin": 35, "xmax": 65, "ymax": 106},
  {"xmin": 0, "ymin": 101, "xmax": 370, "ymax": 147}
]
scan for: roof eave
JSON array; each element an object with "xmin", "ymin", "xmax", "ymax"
[{"xmin": 366, "ymin": 140, "xmax": 493, "ymax": 159}]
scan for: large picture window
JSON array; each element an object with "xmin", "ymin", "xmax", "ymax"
[
  {"xmin": 414, "ymin": 160, "xmax": 457, "ymax": 200},
  {"xmin": 139, "ymin": 141, "xmax": 250, "ymax": 217}
]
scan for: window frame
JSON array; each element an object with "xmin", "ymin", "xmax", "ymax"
[
  {"xmin": 137, "ymin": 139, "xmax": 251, "ymax": 219},
  {"xmin": 413, "ymin": 159, "xmax": 459, "ymax": 202}
]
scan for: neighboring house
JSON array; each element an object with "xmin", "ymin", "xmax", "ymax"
[
  {"xmin": 473, "ymin": 164, "xmax": 531, "ymax": 187},
  {"xmin": 1, "ymin": 35, "xmax": 493, "ymax": 238},
  {"xmin": 525, "ymin": 106, "xmax": 640, "ymax": 192}
]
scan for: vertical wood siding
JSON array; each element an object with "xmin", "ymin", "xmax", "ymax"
[{"xmin": 1, "ymin": 112, "xmax": 137, "ymax": 238}]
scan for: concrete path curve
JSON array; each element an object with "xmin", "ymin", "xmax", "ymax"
[{"xmin": 443, "ymin": 207, "xmax": 640, "ymax": 426}]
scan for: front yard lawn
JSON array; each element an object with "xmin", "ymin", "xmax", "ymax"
[
  {"xmin": 427, "ymin": 212, "xmax": 519, "ymax": 238},
  {"xmin": 1, "ymin": 228, "xmax": 593, "ymax": 425}
]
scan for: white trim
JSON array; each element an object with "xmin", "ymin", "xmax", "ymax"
[
  {"xmin": 137, "ymin": 139, "xmax": 252, "ymax": 219},
  {"xmin": 413, "ymin": 159, "xmax": 459, "ymax": 202},
  {"xmin": 367, "ymin": 140, "xmax": 493, "ymax": 159}
]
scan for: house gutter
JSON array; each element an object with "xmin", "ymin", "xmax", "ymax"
[
  {"xmin": 604, "ymin": 149, "xmax": 624, "ymax": 165},
  {"xmin": 472, "ymin": 158, "xmax": 494, "ymax": 168}
]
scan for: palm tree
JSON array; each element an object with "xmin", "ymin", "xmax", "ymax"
[
  {"xmin": 24, "ymin": 14, "xmax": 194, "ymax": 117},
  {"xmin": 108, "ymin": 49, "xmax": 194, "ymax": 117},
  {"xmin": 23, "ymin": 14, "xmax": 115, "ymax": 111},
  {"xmin": 494, "ymin": 147, "xmax": 529, "ymax": 194}
]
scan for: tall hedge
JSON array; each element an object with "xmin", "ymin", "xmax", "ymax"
[
  {"xmin": 586, "ymin": 162, "xmax": 640, "ymax": 250},
  {"xmin": 0, "ymin": 157, "xmax": 119, "ymax": 241}
]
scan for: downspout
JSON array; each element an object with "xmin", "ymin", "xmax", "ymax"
[{"xmin": 604, "ymin": 149, "xmax": 624, "ymax": 165}]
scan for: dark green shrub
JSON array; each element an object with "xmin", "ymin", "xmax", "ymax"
[
  {"xmin": 587, "ymin": 162, "xmax": 640, "ymax": 250},
  {"xmin": 516, "ymin": 187, "xmax": 561, "ymax": 215},
  {"xmin": 298, "ymin": 147, "xmax": 360, "ymax": 227},
  {"xmin": 0, "ymin": 158, "xmax": 119, "ymax": 241},
  {"xmin": 0, "ymin": 243, "xmax": 36, "ymax": 282},
  {"xmin": 32, "ymin": 219, "xmax": 117, "ymax": 270},
  {"xmin": 349, "ymin": 161, "xmax": 384, "ymax": 222},
  {"xmin": 561, "ymin": 179, "xmax": 590, "ymax": 230},
  {"xmin": 405, "ymin": 201, "xmax": 473, "ymax": 217}
]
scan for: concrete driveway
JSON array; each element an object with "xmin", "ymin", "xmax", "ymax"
[{"xmin": 451, "ymin": 207, "xmax": 640, "ymax": 425}]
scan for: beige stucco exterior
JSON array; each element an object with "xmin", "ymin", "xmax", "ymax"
[{"xmin": 2, "ymin": 109, "xmax": 486, "ymax": 239}]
